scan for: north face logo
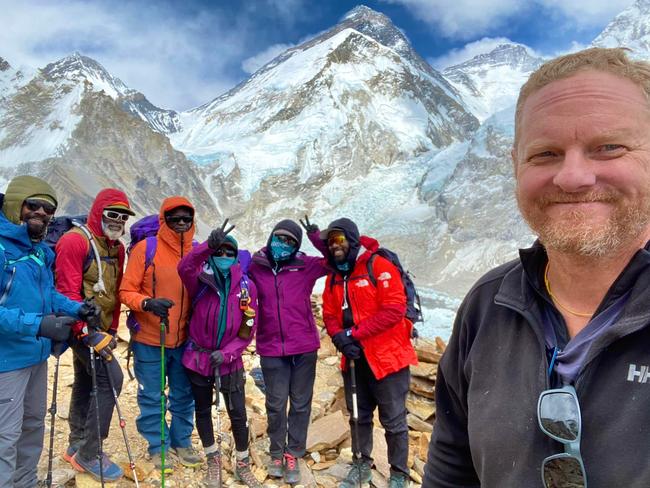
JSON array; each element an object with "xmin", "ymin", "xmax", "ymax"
[{"xmin": 627, "ymin": 364, "xmax": 650, "ymax": 383}]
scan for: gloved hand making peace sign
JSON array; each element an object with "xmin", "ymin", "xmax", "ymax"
[{"xmin": 208, "ymin": 218, "xmax": 236, "ymax": 250}]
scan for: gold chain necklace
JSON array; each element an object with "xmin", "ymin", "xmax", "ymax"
[{"xmin": 544, "ymin": 262, "xmax": 593, "ymax": 318}]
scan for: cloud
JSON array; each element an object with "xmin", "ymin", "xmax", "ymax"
[
  {"xmin": 382, "ymin": 0, "xmax": 524, "ymax": 39},
  {"xmin": 0, "ymin": 0, "xmax": 308, "ymax": 111},
  {"xmin": 383, "ymin": 0, "xmax": 634, "ymax": 40},
  {"xmin": 429, "ymin": 37, "xmax": 516, "ymax": 69},
  {"xmin": 241, "ymin": 43, "xmax": 294, "ymax": 74}
]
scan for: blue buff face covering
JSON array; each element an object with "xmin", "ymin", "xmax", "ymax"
[
  {"xmin": 270, "ymin": 235, "xmax": 296, "ymax": 261},
  {"xmin": 213, "ymin": 256, "xmax": 236, "ymax": 274},
  {"xmin": 336, "ymin": 262, "xmax": 350, "ymax": 271}
]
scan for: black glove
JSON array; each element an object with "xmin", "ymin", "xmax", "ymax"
[
  {"xmin": 143, "ymin": 298, "xmax": 175, "ymax": 319},
  {"xmin": 78, "ymin": 298, "xmax": 101, "ymax": 323},
  {"xmin": 51, "ymin": 341, "xmax": 67, "ymax": 358},
  {"xmin": 208, "ymin": 219, "xmax": 235, "ymax": 250},
  {"xmin": 299, "ymin": 215, "xmax": 319, "ymax": 234},
  {"xmin": 342, "ymin": 343, "xmax": 361, "ymax": 360},
  {"xmin": 38, "ymin": 315, "xmax": 75, "ymax": 342},
  {"xmin": 82, "ymin": 330, "xmax": 117, "ymax": 361},
  {"xmin": 332, "ymin": 329, "xmax": 356, "ymax": 351},
  {"xmin": 210, "ymin": 351, "xmax": 225, "ymax": 368}
]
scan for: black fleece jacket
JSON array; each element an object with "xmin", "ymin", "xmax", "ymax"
[{"xmin": 424, "ymin": 241, "xmax": 650, "ymax": 488}]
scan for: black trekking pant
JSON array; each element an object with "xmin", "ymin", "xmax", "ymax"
[
  {"xmin": 343, "ymin": 353, "xmax": 410, "ymax": 476},
  {"xmin": 186, "ymin": 368, "xmax": 249, "ymax": 452},
  {"xmin": 261, "ymin": 351, "xmax": 317, "ymax": 458},
  {"xmin": 68, "ymin": 338, "xmax": 124, "ymax": 462}
]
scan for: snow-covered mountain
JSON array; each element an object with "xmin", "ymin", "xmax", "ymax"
[
  {"xmin": 442, "ymin": 43, "xmax": 544, "ymax": 122},
  {"xmin": 1, "ymin": 2, "xmax": 650, "ymax": 338},
  {"xmin": 593, "ymin": 0, "xmax": 650, "ymax": 53}
]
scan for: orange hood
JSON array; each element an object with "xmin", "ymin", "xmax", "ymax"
[{"xmin": 158, "ymin": 196, "xmax": 195, "ymax": 256}]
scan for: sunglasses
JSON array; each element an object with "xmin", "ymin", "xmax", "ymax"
[
  {"xmin": 102, "ymin": 210, "xmax": 130, "ymax": 222},
  {"xmin": 24, "ymin": 199, "xmax": 56, "ymax": 216},
  {"xmin": 274, "ymin": 234, "xmax": 297, "ymax": 246},
  {"xmin": 327, "ymin": 233, "xmax": 347, "ymax": 246},
  {"xmin": 537, "ymin": 384, "xmax": 587, "ymax": 488},
  {"xmin": 166, "ymin": 216, "xmax": 193, "ymax": 224},
  {"xmin": 215, "ymin": 248, "xmax": 237, "ymax": 258}
]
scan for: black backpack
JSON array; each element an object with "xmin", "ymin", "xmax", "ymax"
[
  {"xmin": 366, "ymin": 248, "xmax": 424, "ymax": 324},
  {"xmin": 43, "ymin": 215, "xmax": 95, "ymax": 273}
]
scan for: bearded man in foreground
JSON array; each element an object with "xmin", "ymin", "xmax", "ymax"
[{"xmin": 423, "ymin": 47, "xmax": 650, "ymax": 488}]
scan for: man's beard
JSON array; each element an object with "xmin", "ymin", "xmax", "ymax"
[
  {"xmin": 102, "ymin": 221, "xmax": 125, "ymax": 241},
  {"xmin": 24, "ymin": 217, "xmax": 48, "ymax": 241},
  {"xmin": 517, "ymin": 187, "xmax": 650, "ymax": 257}
]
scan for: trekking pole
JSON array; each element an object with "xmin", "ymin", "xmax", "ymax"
[
  {"xmin": 105, "ymin": 363, "xmax": 140, "ymax": 487},
  {"xmin": 214, "ymin": 370, "xmax": 223, "ymax": 488},
  {"xmin": 160, "ymin": 318, "xmax": 168, "ymax": 488},
  {"xmin": 88, "ymin": 343, "xmax": 106, "ymax": 487},
  {"xmin": 45, "ymin": 347, "xmax": 62, "ymax": 488},
  {"xmin": 349, "ymin": 359, "xmax": 361, "ymax": 488}
]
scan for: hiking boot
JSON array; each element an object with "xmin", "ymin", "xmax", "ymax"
[
  {"xmin": 151, "ymin": 451, "xmax": 174, "ymax": 475},
  {"xmin": 388, "ymin": 471, "xmax": 409, "ymax": 488},
  {"xmin": 62, "ymin": 445, "xmax": 78, "ymax": 465},
  {"xmin": 235, "ymin": 456, "xmax": 262, "ymax": 488},
  {"xmin": 172, "ymin": 446, "xmax": 203, "ymax": 468},
  {"xmin": 204, "ymin": 453, "xmax": 221, "ymax": 488},
  {"xmin": 267, "ymin": 457, "xmax": 283, "ymax": 478},
  {"xmin": 339, "ymin": 460, "xmax": 372, "ymax": 488},
  {"xmin": 70, "ymin": 452, "xmax": 123, "ymax": 482},
  {"xmin": 283, "ymin": 453, "xmax": 301, "ymax": 484}
]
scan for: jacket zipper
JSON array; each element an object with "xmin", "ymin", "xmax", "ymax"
[
  {"xmin": 272, "ymin": 267, "xmax": 286, "ymax": 356},
  {"xmin": 177, "ymin": 233, "xmax": 185, "ymax": 348},
  {"xmin": 494, "ymin": 297, "xmax": 550, "ymax": 390}
]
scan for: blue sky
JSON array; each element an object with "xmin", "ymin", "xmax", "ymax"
[{"xmin": 0, "ymin": 0, "xmax": 635, "ymax": 110}]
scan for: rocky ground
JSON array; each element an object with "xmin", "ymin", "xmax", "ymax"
[{"xmin": 37, "ymin": 306, "xmax": 444, "ymax": 488}]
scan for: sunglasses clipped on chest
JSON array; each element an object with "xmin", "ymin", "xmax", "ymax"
[
  {"xmin": 102, "ymin": 210, "xmax": 130, "ymax": 222},
  {"xmin": 24, "ymin": 199, "xmax": 57, "ymax": 216}
]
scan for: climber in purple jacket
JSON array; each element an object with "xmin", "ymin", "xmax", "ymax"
[
  {"xmin": 178, "ymin": 222, "xmax": 261, "ymax": 488},
  {"xmin": 248, "ymin": 217, "xmax": 328, "ymax": 484}
]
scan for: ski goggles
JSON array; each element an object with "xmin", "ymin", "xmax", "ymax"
[
  {"xmin": 166, "ymin": 215, "xmax": 193, "ymax": 224},
  {"xmin": 24, "ymin": 199, "xmax": 56, "ymax": 215},
  {"xmin": 215, "ymin": 248, "xmax": 237, "ymax": 258},
  {"xmin": 327, "ymin": 231, "xmax": 347, "ymax": 246},
  {"xmin": 102, "ymin": 209, "xmax": 130, "ymax": 222},
  {"xmin": 537, "ymin": 384, "xmax": 587, "ymax": 488}
]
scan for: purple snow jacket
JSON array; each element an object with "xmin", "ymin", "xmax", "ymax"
[
  {"xmin": 248, "ymin": 230, "xmax": 328, "ymax": 357},
  {"xmin": 178, "ymin": 241, "xmax": 258, "ymax": 377}
]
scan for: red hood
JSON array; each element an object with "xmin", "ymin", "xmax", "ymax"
[
  {"xmin": 87, "ymin": 188, "xmax": 134, "ymax": 237},
  {"xmin": 356, "ymin": 235, "xmax": 380, "ymax": 264},
  {"xmin": 158, "ymin": 196, "xmax": 195, "ymax": 255}
]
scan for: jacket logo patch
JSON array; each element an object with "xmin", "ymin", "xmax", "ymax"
[
  {"xmin": 356, "ymin": 279, "xmax": 370, "ymax": 287},
  {"xmin": 377, "ymin": 271, "xmax": 392, "ymax": 281},
  {"xmin": 627, "ymin": 364, "xmax": 650, "ymax": 383}
]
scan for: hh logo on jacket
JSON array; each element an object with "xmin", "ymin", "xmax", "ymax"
[{"xmin": 627, "ymin": 364, "xmax": 650, "ymax": 383}]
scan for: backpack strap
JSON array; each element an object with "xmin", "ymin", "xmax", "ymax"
[
  {"xmin": 72, "ymin": 222, "xmax": 107, "ymax": 295},
  {"xmin": 144, "ymin": 236, "xmax": 158, "ymax": 271},
  {"xmin": 238, "ymin": 250, "xmax": 252, "ymax": 310},
  {"xmin": 366, "ymin": 254, "xmax": 378, "ymax": 287},
  {"xmin": 0, "ymin": 241, "xmax": 46, "ymax": 267}
]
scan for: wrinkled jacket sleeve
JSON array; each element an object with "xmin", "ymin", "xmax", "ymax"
[
  {"xmin": 307, "ymin": 229, "xmax": 329, "ymax": 256},
  {"xmin": 55, "ymin": 232, "xmax": 91, "ymax": 335},
  {"xmin": 323, "ymin": 275, "xmax": 343, "ymax": 337},
  {"xmin": 350, "ymin": 257, "xmax": 406, "ymax": 340},
  {"xmin": 119, "ymin": 241, "xmax": 148, "ymax": 312},
  {"xmin": 423, "ymin": 299, "xmax": 480, "ymax": 487},
  {"xmin": 178, "ymin": 241, "xmax": 213, "ymax": 298},
  {"xmin": 221, "ymin": 279, "xmax": 259, "ymax": 364}
]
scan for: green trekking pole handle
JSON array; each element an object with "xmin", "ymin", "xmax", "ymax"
[{"xmin": 160, "ymin": 318, "xmax": 167, "ymax": 487}]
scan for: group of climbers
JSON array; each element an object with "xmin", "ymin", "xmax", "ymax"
[{"xmin": 0, "ymin": 174, "xmax": 417, "ymax": 488}]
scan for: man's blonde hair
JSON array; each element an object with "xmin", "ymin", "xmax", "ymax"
[{"xmin": 514, "ymin": 47, "xmax": 650, "ymax": 148}]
